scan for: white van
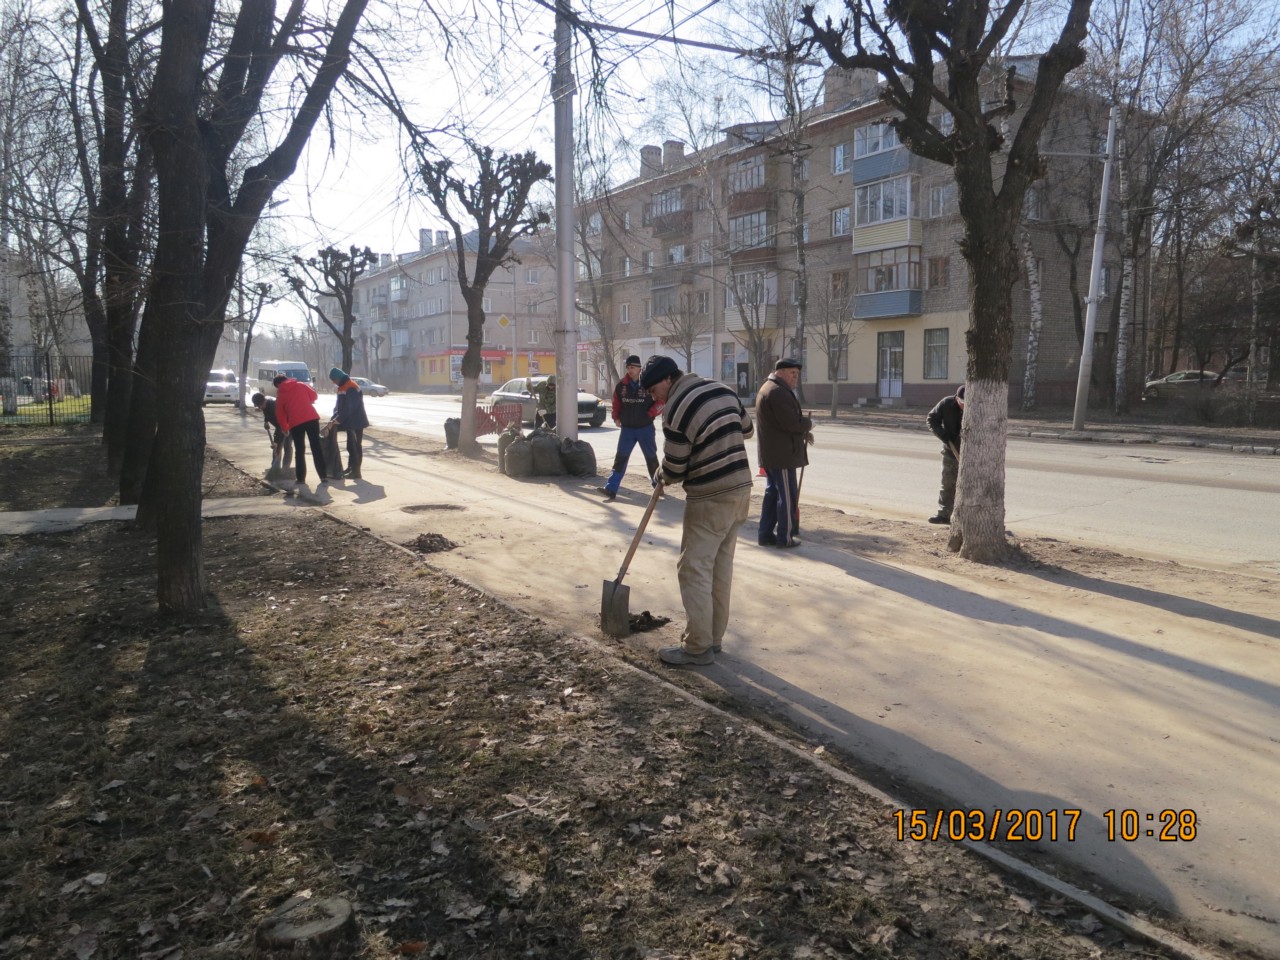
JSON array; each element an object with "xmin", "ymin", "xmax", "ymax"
[{"xmin": 256, "ymin": 361, "xmax": 314, "ymax": 397}]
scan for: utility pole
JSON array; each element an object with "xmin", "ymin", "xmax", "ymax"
[
  {"xmin": 1071, "ymin": 106, "xmax": 1118, "ymax": 431},
  {"xmin": 553, "ymin": 0, "xmax": 579, "ymax": 439}
]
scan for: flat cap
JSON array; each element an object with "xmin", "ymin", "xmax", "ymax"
[
  {"xmin": 640, "ymin": 355, "xmax": 679, "ymax": 389},
  {"xmin": 774, "ymin": 357, "xmax": 802, "ymax": 371}
]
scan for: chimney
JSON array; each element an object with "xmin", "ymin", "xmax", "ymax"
[
  {"xmin": 823, "ymin": 66, "xmax": 880, "ymax": 108},
  {"xmin": 379, "ymin": 253, "xmax": 392, "ymax": 268},
  {"xmin": 662, "ymin": 139, "xmax": 685, "ymax": 169},
  {"xmin": 639, "ymin": 145, "xmax": 662, "ymax": 177},
  {"xmin": 435, "ymin": 229, "xmax": 449, "ymax": 248},
  {"xmin": 419, "ymin": 228, "xmax": 431, "ymax": 252}
]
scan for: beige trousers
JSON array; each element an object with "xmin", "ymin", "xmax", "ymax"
[{"xmin": 677, "ymin": 487, "xmax": 751, "ymax": 655}]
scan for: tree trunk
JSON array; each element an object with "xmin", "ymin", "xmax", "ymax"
[
  {"xmin": 457, "ymin": 293, "xmax": 485, "ymax": 451},
  {"xmin": 948, "ymin": 194, "xmax": 1018, "ymax": 563},
  {"xmin": 1019, "ymin": 227, "xmax": 1042, "ymax": 411},
  {"xmin": 1113, "ymin": 254, "xmax": 1135, "ymax": 413}
]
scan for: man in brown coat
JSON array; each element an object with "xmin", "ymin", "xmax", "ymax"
[{"xmin": 755, "ymin": 358, "xmax": 812, "ymax": 548}]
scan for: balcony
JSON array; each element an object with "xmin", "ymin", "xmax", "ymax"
[
  {"xmin": 728, "ymin": 188, "xmax": 776, "ymax": 216},
  {"xmin": 649, "ymin": 209, "xmax": 693, "ymax": 237},
  {"xmin": 727, "ymin": 243, "xmax": 777, "ymax": 267},
  {"xmin": 724, "ymin": 303, "xmax": 778, "ymax": 332},
  {"xmin": 853, "ymin": 289, "xmax": 923, "ymax": 319},
  {"xmin": 391, "ymin": 286, "xmax": 409, "ymax": 303},
  {"xmin": 371, "ymin": 292, "xmax": 388, "ymax": 307},
  {"xmin": 392, "ymin": 344, "xmax": 412, "ymax": 358}
]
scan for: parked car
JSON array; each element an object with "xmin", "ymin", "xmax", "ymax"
[
  {"xmin": 1142, "ymin": 370, "xmax": 1218, "ymax": 399},
  {"xmin": 204, "ymin": 369, "xmax": 240, "ymax": 405},
  {"xmin": 488, "ymin": 376, "xmax": 607, "ymax": 428},
  {"xmin": 351, "ymin": 376, "xmax": 388, "ymax": 397}
]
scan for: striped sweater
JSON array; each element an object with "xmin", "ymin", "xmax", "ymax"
[{"xmin": 659, "ymin": 373, "xmax": 754, "ymax": 501}]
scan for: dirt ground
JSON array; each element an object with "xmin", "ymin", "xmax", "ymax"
[{"xmin": 0, "ymin": 428, "xmax": 1243, "ymax": 960}]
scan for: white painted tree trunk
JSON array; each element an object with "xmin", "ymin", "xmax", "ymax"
[
  {"xmin": 948, "ymin": 378, "xmax": 1008, "ymax": 562},
  {"xmin": 1019, "ymin": 227, "xmax": 1042, "ymax": 411}
]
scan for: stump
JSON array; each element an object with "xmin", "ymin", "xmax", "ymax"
[{"xmin": 254, "ymin": 895, "xmax": 355, "ymax": 956}]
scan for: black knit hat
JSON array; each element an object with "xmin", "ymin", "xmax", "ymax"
[
  {"xmin": 640, "ymin": 355, "xmax": 679, "ymax": 389},
  {"xmin": 775, "ymin": 357, "xmax": 802, "ymax": 371},
  {"xmin": 625, "ymin": 355, "xmax": 641, "ymax": 367},
  {"xmin": 956, "ymin": 385, "xmax": 966, "ymax": 402}
]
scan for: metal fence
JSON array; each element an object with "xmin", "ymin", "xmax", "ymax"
[{"xmin": 0, "ymin": 354, "xmax": 94, "ymax": 426}]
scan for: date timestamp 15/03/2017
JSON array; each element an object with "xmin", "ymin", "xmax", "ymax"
[{"xmin": 891, "ymin": 808, "xmax": 1199, "ymax": 843}]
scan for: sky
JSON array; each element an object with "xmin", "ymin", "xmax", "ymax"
[{"xmin": 256, "ymin": 0, "xmax": 753, "ymax": 315}]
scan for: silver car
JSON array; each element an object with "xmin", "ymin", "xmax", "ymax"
[
  {"xmin": 351, "ymin": 376, "xmax": 388, "ymax": 397},
  {"xmin": 488, "ymin": 376, "xmax": 606, "ymax": 428}
]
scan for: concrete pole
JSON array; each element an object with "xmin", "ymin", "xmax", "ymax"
[
  {"xmin": 553, "ymin": 0, "xmax": 579, "ymax": 439},
  {"xmin": 1071, "ymin": 106, "xmax": 1119, "ymax": 431}
]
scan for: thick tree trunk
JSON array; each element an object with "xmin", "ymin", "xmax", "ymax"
[
  {"xmin": 1113, "ymin": 254, "xmax": 1136, "ymax": 413},
  {"xmin": 457, "ymin": 295, "xmax": 485, "ymax": 451},
  {"xmin": 949, "ymin": 199, "xmax": 1018, "ymax": 563}
]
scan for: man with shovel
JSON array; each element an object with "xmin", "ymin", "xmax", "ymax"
[
  {"xmin": 925, "ymin": 384, "xmax": 965, "ymax": 524},
  {"xmin": 251, "ymin": 392, "xmax": 292, "ymax": 478},
  {"xmin": 640, "ymin": 355, "xmax": 754, "ymax": 667}
]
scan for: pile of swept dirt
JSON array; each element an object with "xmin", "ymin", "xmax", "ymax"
[{"xmin": 0, "ymin": 435, "xmax": 1202, "ymax": 960}]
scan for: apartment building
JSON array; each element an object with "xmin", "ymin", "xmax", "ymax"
[
  {"xmin": 321, "ymin": 230, "xmax": 560, "ymax": 391},
  {"xmin": 575, "ymin": 63, "xmax": 1140, "ymax": 407}
]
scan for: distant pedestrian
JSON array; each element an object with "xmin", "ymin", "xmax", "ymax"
[
  {"xmin": 925, "ymin": 384, "xmax": 965, "ymax": 524},
  {"xmin": 329, "ymin": 367, "xmax": 369, "ymax": 480},
  {"xmin": 532, "ymin": 376, "xmax": 557, "ymax": 429},
  {"xmin": 274, "ymin": 374, "xmax": 327, "ymax": 485},
  {"xmin": 641, "ymin": 355, "xmax": 754, "ymax": 667},
  {"xmin": 755, "ymin": 358, "xmax": 812, "ymax": 548},
  {"xmin": 251, "ymin": 392, "xmax": 292, "ymax": 471},
  {"xmin": 598, "ymin": 355, "xmax": 660, "ymax": 502}
]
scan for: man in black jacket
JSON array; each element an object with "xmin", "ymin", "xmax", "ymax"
[{"xmin": 925, "ymin": 384, "xmax": 965, "ymax": 524}]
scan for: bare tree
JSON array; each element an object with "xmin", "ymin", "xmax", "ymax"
[
  {"xmin": 801, "ymin": 0, "xmax": 1096, "ymax": 561},
  {"xmin": 284, "ymin": 244, "xmax": 377, "ymax": 373},
  {"xmin": 806, "ymin": 269, "xmax": 862, "ymax": 416},
  {"xmin": 653, "ymin": 289, "xmax": 714, "ymax": 370},
  {"xmin": 412, "ymin": 137, "xmax": 551, "ymax": 451}
]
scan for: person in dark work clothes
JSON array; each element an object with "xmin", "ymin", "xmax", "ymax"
[
  {"xmin": 329, "ymin": 367, "xmax": 369, "ymax": 480},
  {"xmin": 925, "ymin": 384, "xmax": 965, "ymax": 524},
  {"xmin": 755, "ymin": 358, "xmax": 811, "ymax": 548},
  {"xmin": 598, "ymin": 355, "xmax": 661, "ymax": 502},
  {"xmin": 251, "ymin": 392, "xmax": 292, "ymax": 470}
]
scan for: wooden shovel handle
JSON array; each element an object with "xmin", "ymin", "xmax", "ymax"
[{"xmin": 614, "ymin": 480, "xmax": 664, "ymax": 585}]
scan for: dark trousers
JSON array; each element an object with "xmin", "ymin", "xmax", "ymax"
[
  {"xmin": 290, "ymin": 419, "xmax": 326, "ymax": 483},
  {"xmin": 937, "ymin": 446, "xmax": 958, "ymax": 517},
  {"xmin": 344, "ymin": 427, "xmax": 364, "ymax": 476},
  {"xmin": 759, "ymin": 467, "xmax": 799, "ymax": 545},
  {"xmin": 604, "ymin": 424, "xmax": 659, "ymax": 493}
]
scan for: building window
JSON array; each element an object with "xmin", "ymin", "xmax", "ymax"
[
  {"xmin": 526, "ymin": 299, "xmax": 541, "ymax": 314},
  {"xmin": 790, "ymin": 278, "xmax": 800, "ymax": 304},
  {"xmin": 830, "ymin": 270, "xmax": 850, "ymax": 307},
  {"xmin": 795, "ymin": 157, "xmax": 810, "ymax": 182},
  {"xmin": 642, "ymin": 298, "xmax": 651, "ymax": 320},
  {"xmin": 797, "ymin": 221, "xmax": 810, "ymax": 244},
  {"xmin": 587, "ymin": 212, "xmax": 603, "ymax": 235},
  {"xmin": 854, "ymin": 246, "xmax": 921, "ymax": 293},
  {"xmin": 623, "ymin": 257, "xmax": 632, "ymax": 277},
  {"xmin": 726, "ymin": 270, "xmax": 768, "ymax": 307},
  {"xmin": 1024, "ymin": 185, "xmax": 1043, "ymax": 221},
  {"xmin": 530, "ymin": 330, "xmax": 540, "ymax": 344},
  {"xmin": 728, "ymin": 154, "xmax": 765, "ymax": 193},
  {"xmin": 924, "ymin": 328, "xmax": 949, "ymax": 379},
  {"xmin": 668, "ymin": 244, "xmax": 688, "ymax": 264},
  {"xmin": 832, "ymin": 142, "xmax": 851, "ymax": 174},
  {"xmin": 652, "ymin": 187, "xmax": 683, "ymax": 216},
  {"xmin": 694, "ymin": 290, "xmax": 710, "ymax": 314},
  {"xmin": 927, "ymin": 256, "xmax": 951, "ymax": 289},
  {"xmin": 697, "ymin": 239, "xmax": 712, "ymax": 262},
  {"xmin": 729, "ymin": 210, "xmax": 770, "ymax": 250},
  {"xmin": 854, "ymin": 121, "xmax": 900, "ymax": 158},
  {"xmin": 619, "ymin": 302, "xmax": 630, "ymax": 325},
  {"xmin": 927, "ymin": 183, "xmax": 956, "ymax": 218},
  {"xmin": 1098, "ymin": 265, "xmax": 1112, "ymax": 297},
  {"xmin": 623, "ymin": 211, "xmax": 632, "ymax": 230},
  {"xmin": 643, "ymin": 251, "xmax": 654, "ymax": 273},
  {"xmin": 526, "ymin": 268, "xmax": 539, "ymax": 284},
  {"xmin": 482, "ymin": 297, "xmax": 492, "ymax": 312},
  {"xmin": 426, "ymin": 297, "xmax": 444, "ymax": 315},
  {"xmin": 856, "ymin": 175, "xmax": 915, "ymax": 226},
  {"xmin": 653, "ymin": 287, "xmax": 676, "ymax": 316},
  {"xmin": 831, "ymin": 206, "xmax": 851, "ymax": 237}
]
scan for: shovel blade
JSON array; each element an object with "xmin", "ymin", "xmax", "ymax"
[{"xmin": 600, "ymin": 579, "xmax": 631, "ymax": 637}]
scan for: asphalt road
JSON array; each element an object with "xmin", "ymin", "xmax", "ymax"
[{"xmin": 349, "ymin": 392, "xmax": 1280, "ymax": 578}]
